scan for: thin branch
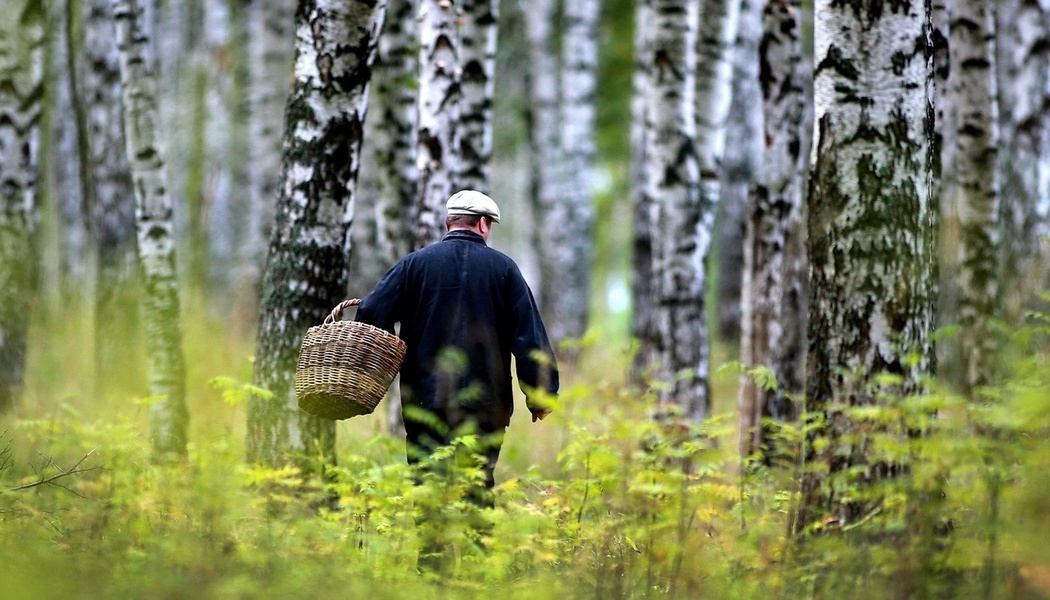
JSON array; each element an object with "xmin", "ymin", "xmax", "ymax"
[{"xmin": 8, "ymin": 448, "xmax": 101, "ymax": 492}]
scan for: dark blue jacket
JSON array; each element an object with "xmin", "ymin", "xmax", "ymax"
[{"xmin": 356, "ymin": 230, "xmax": 559, "ymax": 428}]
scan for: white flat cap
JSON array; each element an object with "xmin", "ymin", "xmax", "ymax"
[{"xmin": 446, "ymin": 189, "xmax": 501, "ymax": 223}]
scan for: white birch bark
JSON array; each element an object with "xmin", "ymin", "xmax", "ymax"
[
  {"xmin": 203, "ymin": 0, "xmax": 237, "ymax": 290},
  {"xmin": 0, "ymin": 0, "xmax": 43, "ymax": 412},
  {"xmin": 551, "ymin": 0, "xmax": 599, "ymax": 345},
  {"xmin": 458, "ymin": 0, "xmax": 498, "ymax": 193},
  {"xmin": 631, "ymin": 0, "xmax": 656, "ymax": 377},
  {"xmin": 415, "ymin": 0, "xmax": 461, "ymax": 248},
  {"xmin": 49, "ymin": 0, "xmax": 88, "ymax": 289},
  {"xmin": 798, "ymin": 0, "xmax": 936, "ymax": 531},
  {"xmin": 83, "ymin": 0, "xmax": 138, "ymax": 394},
  {"xmin": 238, "ymin": 0, "xmax": 295, "ymax": 332},
  {"xmin": 997, "ymin": 0, "xmax": 1050, "ymax": 316},
  {"xmin": 248, "ymin": 0, "xmax": 386, "ymax": 467},
  {"xmin": 113, "ymin": 0, "xmax": 190, "ymax": 457},
  {"xmin": 647, "ymin": 0, "xmax": 705, "ymax": 420},
  {"xmin": 367, "ymin": 0, "xmax": 417, "ymax": 436},
  {"xmin": 717, "ymin": 0, "xmax": 761, "ymax": 344},
  {"xmin": 738, "ymin": 0, "xmax": 807, "ymax": 459},
  {"xmin": 944, "ymin": 0, "xmax": 999, "ymax": 392}
]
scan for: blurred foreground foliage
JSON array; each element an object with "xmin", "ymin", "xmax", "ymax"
[{"xmin": 1, "ymin": 303, "xmax": 1049, "ymax": 599}]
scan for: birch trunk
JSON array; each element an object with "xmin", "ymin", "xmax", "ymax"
[
  {"xmin": 113, "ymin": 0, "xmax": 190, "ymax": 457},
  {"xmin": 49, "ymin": 0, "xmax": 88, "ymax": 290},
  {"xmin": 550, "ymin": 0, "xmax": 599, "ymax": 345},
  {"xmin": 83, "ymin": 0, "xmax": 139, "ymax": 396},
  {"xmin": 0, "ymin": 0, "xmax": 44, "ymax": 412},
  {"xmin": 203, "ymin": 0, "xmax": 237, "ymax": 291},
  {"xmin": 997, "ymin": 0, "xmax": 1050, "ymax": 318},
  {"xmin": 647, "ymin": 0, "xmax": 705, "ymax": 420},
  {"xmin": 415, "ymin": 0, "xmax": 460, "ymax": 248},
  {"xmin": 738, "ymin": 0, "xmax": 807, "ymax": 459},
  {"xmin": 797, "ymin": 0, "xmax": 936, "ymax": 532},
  {"xmin": 524, "ymin": 0, "xmax": 599, "ymax": 347},
  {"xmin": 943, "ymin": 0, "xmax": 999, "ymax": 392},
  {"xmin": 248, "ymin": 0, "xmax": 385, "ymax": 467},
  {"xmin": 368, "ymin": 0, "xmax": 417, "ymax": 436},
  {"xmin": 458, "ymin": 0, "xmax": 498, "ymax": 193},
  {"xmin": 631, "ymin": 0, "xmax": 656, "ymax": 378},
  {"xmin": 237, "ymin": 0, "xmax": 295, "ymax": 336},
  {"xmin": 717, "ymin": 0, "xmax": 762, "ymax": 345}
]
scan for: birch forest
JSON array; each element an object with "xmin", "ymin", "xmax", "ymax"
[{"xmin": 1, "ymin": 0, "xmax": 1050, "ymax": 597}]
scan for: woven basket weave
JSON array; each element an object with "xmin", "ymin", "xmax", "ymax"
[{"xmin": 294, "ymin": 299, "xmax": 406, "ymax": 420}]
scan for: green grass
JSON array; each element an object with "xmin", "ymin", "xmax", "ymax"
[{"xmin": 2, "ymin": 298, "xmax": 1049, "ymax": 599}]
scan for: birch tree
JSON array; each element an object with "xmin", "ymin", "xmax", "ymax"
[
  {"xmin": 0, "ymin": 0, "xmax": 44, "ymax": 412},
  {"xmin": 738, "ymin": 0, "xmax": 808, "ymax": 459},
  {"xmin": 113, "ymin": 0, "xmax": 189, "ymax": 457},
  {"xmin": 83, "ymin": 0, "xmax": 138, "ymax": 395},
  {"xmin": 631, "ymin": 0, "xmax": 656, "ymax": 378},
  {"xmin": 415, "ymin": 0, "xmax": 461, "ymax": 248},
  {"xmin": 458, "ymin": 0, "xmax": 498, "ymax": 193},
  {"xmin": 524, "ymin": 0, "xmax": 599, "ymax": 347},
  {"xmin": 943, "ymin": 0, "xmax": 999, "ymax": 392},
  {"xmin": 717, "ymin": 0, "xmax": 762, "ymax": 344},
  {"xmin": 237, "ymin": 0, "xmax": 295, "ymax": 333},
  {"xmin": 646, "ymin": 0, "xmax": 705, "ymax": 420},
  {"xmin": 796, "ymin": 0, "xmax": 936, "ymax": 532},
  {"xmin": 997, "ymin": 0, "xmax": 1050, "ymax": 317},
  {"xmin": 248, "ymin": 0, "xmax": 386, "ymax": 467}
]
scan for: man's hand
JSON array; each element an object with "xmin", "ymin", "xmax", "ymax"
[{"xmin": 531, "ymin": 409, "xmax": 552, "ymax": 423}]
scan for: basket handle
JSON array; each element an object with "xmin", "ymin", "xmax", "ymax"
[{"xmin": 323, "ymin": 298, "xmax": 361, "ymax": 326}]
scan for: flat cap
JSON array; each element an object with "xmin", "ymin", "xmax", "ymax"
[{"xmin": 445, "ymin": 189, "xmax": 501, "ymax": 223}]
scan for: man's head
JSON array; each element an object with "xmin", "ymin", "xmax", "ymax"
[{"xmin": 445, "ymin": 190, "xmax": 500, "ymax": 241}]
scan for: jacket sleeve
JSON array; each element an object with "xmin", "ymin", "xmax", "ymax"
[
  {"xmin": 508, "ymin": 270, "xmax": 559, "ymax": 411},
  {"xmin": 355, "ymin": 260, "xmax": 405, "ymax": 334}
]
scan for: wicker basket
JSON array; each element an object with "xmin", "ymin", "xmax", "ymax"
[{"xmin": 294, "ymin": 299, "xmax": 406, "ymax": 420}]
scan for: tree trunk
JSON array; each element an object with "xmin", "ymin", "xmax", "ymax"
[
  {"xmin": 83, "ymin": 0, "xmax": 139, "ymax": 398},
  {"xmin": 415, "ymin": 0, "xmax": 460, "ymax": 249},
  {"xmin": 236, "ymin": 0, "xmax": 295, "ymax": 339},
  {"xmin": 997, "ymin": 0, "xmax": 1050, "ymax": 320},
  {"xmin": 631, "ymin": 0, "xmax": 656, "ymax": 379},
  {"xmin": 738, "ymin": 0, "xmax": 808, "ymax": 459},
  {"xmin": 458, "ymin": 0, "xmax": 498, "ymax": 193},
  {"xmin": 113, "ymin": 0, "xmax": 190, "ymax": 458},
  {"xmin": 796, "ymin": 0, "xmax": 936, "ymax": 532},
  {"xmin": 523, "ymin": 0, "xmax": 599, "ymax": 348},
  {"xmin": 717, "ymin": 0, "xmax": 762, "ymax": 346},
  {"xmin": 367, "ymin": 0, "xmax": 417, "ymax": 436},
  {"xmin": 646, "ymin": 0, "xmax": 705, "ymax": 420},
  {"xmin": 248, "ymin": 0, "xmax": 386, "ymax": 467},
  {"xmin": 0, "ymin": 0, "xmax": 44, "ymax": 412},
  {"xmin": 943, "ymin": 0, "xmax": 1000, "ymax": 392}
]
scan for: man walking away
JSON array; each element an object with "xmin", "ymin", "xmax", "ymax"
[{"xmin": 355, "ymin": 189, "xmax": 559, "ymax": 570}]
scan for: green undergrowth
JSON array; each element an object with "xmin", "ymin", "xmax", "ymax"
[{"xmin": 1, "ymin": 304, "xmax": 1049, "ymax": 598}]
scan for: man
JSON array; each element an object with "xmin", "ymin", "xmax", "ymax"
[{"xmin": 356, "ymin": 189, "xmax": 559, "ymax": 499}]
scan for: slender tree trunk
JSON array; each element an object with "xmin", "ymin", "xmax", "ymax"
[
  {"xmin": 717, "ymin": 0, "xmax": 762, "ymax": 346},
  {"xmin": 943, "ymin": 0, "xmax": 999, "ymax": 392},
  {"xmin": 236, "ymin": 0, "xmax": 295, "ymax": 340},
  {"xmin": 367, "ymin": 0, "xmax": 417, "ymax": 436},
  {"xmin": 646, "ymin": 0, "xmax": 705, "ymax": 420},
  {"xmin": 113, "ymin": 0, "xmax": 190, "ymax": 458},
  {"xmin": 415, "ymin": 0, "xmax": 460, "ymax": 248},
  {"xmin": 0, "ymin": 0, "xmax": 44, "ymax": 412},
  {"xmin": 458, "ymin": 0, "xmax": 498, "ymax": 193},
  {"xmin": 203, "ymin": 0, "xmax": 237, "ymax": 293},
  {"xmin": 83, "ymin": 0, "xmax": 139, "ymax": 398},
  {"xmin": 551, "ymin": 0, "xmax": 599, "ymax": 346},
  {"xmin": 248, "ymin": 0, "xmax": 386, "ymax": 467},
  {"xmin": 997, "ymin": 0, "xmax": 1050, "ymax": 320},
  {"xmin": 796, "ymin": 0, "xmax": 936, "ymax": 532},
  {"xmin": 738, "ymin": 0, "xmax": 807, "ymax": 459},
  {"xmin": 631, "ymin": 0, "xmax": 656, "ymax": 379}
]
